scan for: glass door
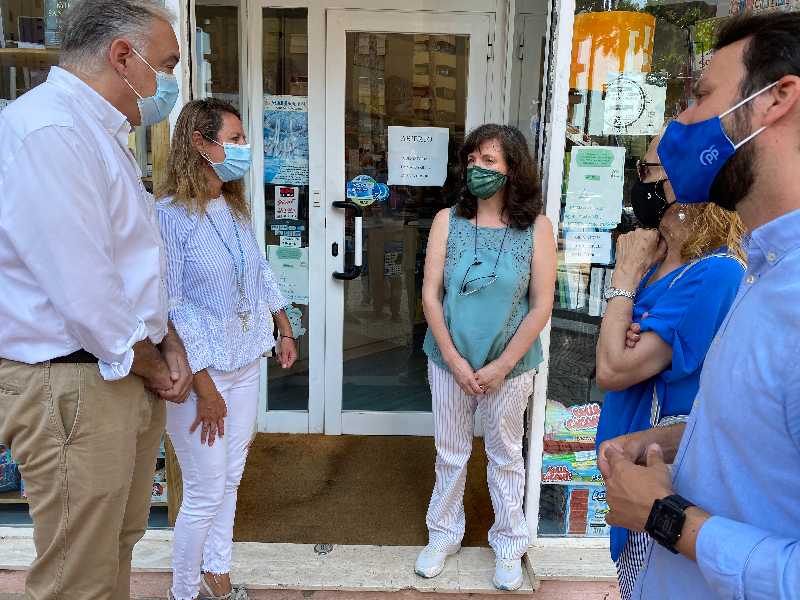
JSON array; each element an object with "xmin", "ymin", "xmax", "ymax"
[
  {"xmin": 325, "ymin": 9, "xmax": 495, "ymax": 435},
  {"xmin": 246, "ymin": 2, "xmax": 325, "ymax": 433}
]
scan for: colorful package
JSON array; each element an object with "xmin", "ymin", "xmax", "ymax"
[
  {"xmin": 544, "ymin": 400, "xmax": 601, "ymax": 442},
  {"xmin": 0, "ymin": 445, "xmax": 20, "ymax": 493},
  {"xmin": 542, "ymin": 450, "xmax": 603, "ymax": 485}
]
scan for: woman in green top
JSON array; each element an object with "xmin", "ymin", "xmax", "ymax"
[{"xmin": 416, "ymin": 124, "xmax": 556, "ymax": 591}]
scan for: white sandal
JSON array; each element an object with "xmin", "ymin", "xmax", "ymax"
[{"xmin": 198, "ymin": 577, "xmax": 233, "ymax": 600}]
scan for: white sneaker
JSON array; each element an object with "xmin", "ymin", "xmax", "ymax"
[
  {"xmin": 493, "ymin": 557, "xmax": 523, "ymax": 591},
  {"xmin": 414, "ymin": 544, "xmax": 461, "ymax": 578}
]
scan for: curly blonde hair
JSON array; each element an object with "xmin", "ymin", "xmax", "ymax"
[
  {"xmin": 681, "ymin": 203, "xmax": 745, "ymax": 263},
  {"xmin": 157, "ymin": 98, "xmax": 249, "ymax": 220}
]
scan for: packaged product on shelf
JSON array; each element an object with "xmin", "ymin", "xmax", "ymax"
[
  {"xmin": 538, "ymin": 484, "xmax": 610, "ymax": 537},
  {"xmin": 152, "ymin": 467, "xmax": 168, "ymax": 503},
  {"xmin": 541, "ymin": 450, "xmax": 603, "ymax": 485},
  {"xmin": 544, "ymin": 399, "xmax": 601, "ymax": 440},
  {"xmin": 0, "ymin": 445, "xmax": 20, "ymax": 493},
  {"xmin": 543, "ymin": 399, "xmax": 601, "ymax": 447}
]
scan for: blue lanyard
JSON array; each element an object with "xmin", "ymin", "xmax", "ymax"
[{"xmin": 206, "ymin": 205, "xmax": 246, "ymax": 293}]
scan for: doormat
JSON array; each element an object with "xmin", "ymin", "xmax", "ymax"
[{"xmin": 233, "ymin": 434, "xmax": 494, "ymax": 547}]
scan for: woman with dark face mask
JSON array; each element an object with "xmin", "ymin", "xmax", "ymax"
[
  {"xmin": 594, "ymin": 132, "xmax": 745, "ymax": 599},
  {"xmin": 417, "ymin": 124, "xmax": 557, "ymax": 591}
]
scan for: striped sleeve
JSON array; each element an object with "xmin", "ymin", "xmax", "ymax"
[{"xmin": 157, "ymin": 203, "xmax": 214, "ymax": 373}]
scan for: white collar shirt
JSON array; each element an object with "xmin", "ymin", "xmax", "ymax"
[{"xmin": 0, "ymin": 66, "xmax": 168, "ymax": 380}]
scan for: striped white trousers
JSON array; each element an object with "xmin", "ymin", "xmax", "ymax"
[
  {"xmin": 426, "ymin": 361, "xmax": 535, "ymax": 560},
  {"xmin": 615, "ymin": 530, "xmax": 650, "ymax": 600}
]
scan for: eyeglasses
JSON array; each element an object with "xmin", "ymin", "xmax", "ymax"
[
  {"xmin": 459, "ymin": 223, "xmax": 510, "ymax": 297},
  {"xmin": 459, "ymin": 262, "xmax": 498, "ymax": 296},
  {"xmin": 636, "ymin": 160, "xmax": 663, "ymax": 181}
]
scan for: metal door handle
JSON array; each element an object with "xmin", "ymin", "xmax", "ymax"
[{"xmin": 332, "ymin": 200, "xmax": 363, "ymax": 281}]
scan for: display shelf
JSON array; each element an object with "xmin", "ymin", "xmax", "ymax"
[
  {"xmin": 0, "ymin": 491, "xmax": 167, "ymax": 507},
  {"xmin": 0, "ymin": 48, "xmax": 60, "ymax": 68},
  {"xmin": 0, "ymin": 491, "xmax": 27, "ymax": 504}
]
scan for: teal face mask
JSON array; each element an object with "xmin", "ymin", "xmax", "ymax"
[{"xmin": 467, "ymin": 165, "xmax": 507, "ymax": 199}]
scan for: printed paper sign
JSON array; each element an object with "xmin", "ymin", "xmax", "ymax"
[
  {"xmin": 263, "ymin": 95, "xmax": 309, "ymax": 186},
  {"xmin": 266, "ymin": 245, "xmax": 309, "ymax": 304},
  {"xmin": 564, "ymin": 231, "xmax": 612, "ymax": 265},
  {"xmin": 598, "ymin": 72, "xmax": 666, "ymax": 136},
  {"xmin": 270, "ymin": 223, "xmax": 305, "ymax": 238},
  {"xmin": 280, "ymin": 236, "xmax": 301, "ymax": 248},
  {"xmin": 563, "ymin": 146, "xmax": 625, "ymax": 229},
  {"xmin": 387, "ymin": 126, "xmax": 449, "ymax": 187},
  {"xmin": 274, "ymin": 186, "xmax": 299, "ymax": 220}
]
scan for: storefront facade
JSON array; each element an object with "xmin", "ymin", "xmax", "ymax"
[{"xmin": 1, "ymin": 0, "xmax": 797, "ymax": 587}]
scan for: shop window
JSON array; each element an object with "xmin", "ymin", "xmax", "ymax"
[
  {"xmin": 261, "ymin": 7, "xmax": 311, "ymax": 411},
  {"xmin": 538, "ymin": 0, "xmax": 795, "ymax": 539},
  {"xmin": 0, "ymin": 0, "xmax": 167, "ymax": 189},
  {"xmin": 195, "ymin": 1, "xmax": 241, "ymax": 108}
]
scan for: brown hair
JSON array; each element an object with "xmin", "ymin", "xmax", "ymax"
[
  {"xmin": 157, "ymin": 98, "xmax": 249, "ymax": 219},
  {"xmin": 456, "ymin": 124, "xmax": 543, "ymax": 229},
  {"xmin": 681, "ymin": 203, "xmax": 745, "ymax": 263}
]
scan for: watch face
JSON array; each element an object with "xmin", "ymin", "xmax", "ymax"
[{"xmin": 656, "ymin": 512, "xmax": 678, "ymax": 532}]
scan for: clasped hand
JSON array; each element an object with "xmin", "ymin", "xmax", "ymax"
[
  {"xmin": 598, "ymin": 436, "xmax": 674, "ymax": 532},
  {"xmin": 448, "ymin": 355, "xmax": 509, "ymax": 396}
]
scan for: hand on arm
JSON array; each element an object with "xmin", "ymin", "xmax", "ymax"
[
  {"xmin": 190, "ymin": 369, "xmax": 227, "ymax": 446},
  {"xmin": 596, "ymin": 230, "xmax": 671, "ymax": 391},
  {"xmin": 477, "ymin": 215, "xmax": 557, "ymax": 392},
  {"xmin": 422, "ymin": 209, "xmax": 482, "ymax": 396}
]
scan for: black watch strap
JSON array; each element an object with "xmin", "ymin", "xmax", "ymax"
[
  {"xmin": 645, "ymin": 494, "xmax": 695, "ymax": 554},
  {"xmin": 665, "ymin": 494, "xmax": 694, "ymax": 512}
]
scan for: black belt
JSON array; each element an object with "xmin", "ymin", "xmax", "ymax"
[{"xmin": 50, "ymin": 350, "xmax": 98, "ymax": 364}]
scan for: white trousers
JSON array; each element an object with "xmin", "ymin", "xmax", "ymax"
[
  {"xmin": 426, "ymin": 361, "xmax": 535, "ymax": 560},
  {"xmin": 167, "ymin": 360, "xmax": 260, "ymax": 600}
]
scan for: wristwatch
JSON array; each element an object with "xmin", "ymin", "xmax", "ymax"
[
  {"xmin": 603, "ymin": 287, "xmax": 636, "ymax": 301},
  {"xmin": 645, "ymin": 494, "xmax": 695, "ymax": 554}
]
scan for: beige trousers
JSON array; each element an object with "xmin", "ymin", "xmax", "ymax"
[{"xmin": 0, "ymin": 358, "xmax": 166, "ymax": 600}]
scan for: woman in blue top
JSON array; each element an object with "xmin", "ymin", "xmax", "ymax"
[
  {"xmin": 595, "ymin": 134, "xmax": 745, "ymax": 599},
  {"xmin": 416, "ymin": 124, "xmax": 557, "ymax": 591},
  {"xmin": 157, "ymin": 99, "xmax": 297, "ymax": 600}
]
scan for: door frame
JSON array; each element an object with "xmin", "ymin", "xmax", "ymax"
[
  {"xmin": 323, "ymin": 8, "xmax": 500, "ymax": 435},
  {"xmin": 234, "ymin": 0, "xmax": 508, "ymax": 434}
]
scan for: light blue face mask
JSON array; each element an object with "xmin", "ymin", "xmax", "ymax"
[
  {"xmin": 122, "ymin": 48, "xmax": 179, "ymax": 127},
  {"xmin": 204, "ymin": 137, "xmax": 252, "ymax": 182}
]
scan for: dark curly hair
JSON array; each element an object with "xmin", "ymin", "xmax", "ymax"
[{"xmin": 456, "ymin": 124, "xmax": 543, "ymax": 229}]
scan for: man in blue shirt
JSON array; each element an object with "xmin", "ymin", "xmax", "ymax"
[{"xmin": 598, "ymin": 13, "xmax": 800, "ymax": 599}]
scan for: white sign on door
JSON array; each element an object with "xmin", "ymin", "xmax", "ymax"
[
  {"xmin": 267, "ymin": 245, "xmax": 309, "ymax": 304},
  {"xmin": 274, "ymin": 186, "xmax": 299, "ymax": 220},
  {"xmin": 387, "ymin": 126, "xmax": 449, "ymax": 187}
]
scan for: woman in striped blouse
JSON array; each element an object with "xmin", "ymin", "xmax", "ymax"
[{"xmin": 157, "ymin": 98, "xmax": 297, "ymax": 600}]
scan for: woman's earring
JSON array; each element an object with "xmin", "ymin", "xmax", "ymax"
[{"xmin": 678, "ymin": 209, "xmax": 686, "ymax": 222}]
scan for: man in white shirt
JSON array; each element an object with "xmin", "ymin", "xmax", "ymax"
[{"xmin": 0, "ymin": 1, "xmax": 192, "ymax": 598}]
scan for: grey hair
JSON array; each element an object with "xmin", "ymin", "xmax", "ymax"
[{"xmin": 59, "ymin": 0, "xmax": 175, "ymax": 74}]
